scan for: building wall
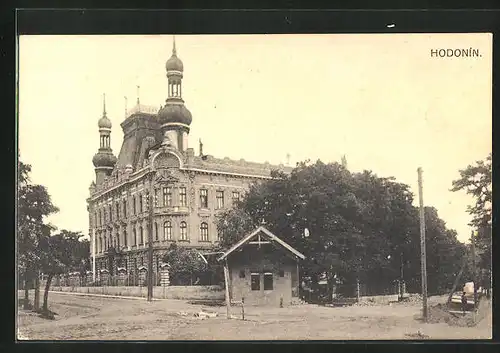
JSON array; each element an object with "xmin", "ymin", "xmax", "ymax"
[{"xmin": 227, "ymin": 248, "xmax": 298, "ymax": 306}]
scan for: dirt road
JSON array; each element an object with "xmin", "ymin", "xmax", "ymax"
[{"xmin": 17, "ymin": 291, "xmax": 491, "ymax": 340}]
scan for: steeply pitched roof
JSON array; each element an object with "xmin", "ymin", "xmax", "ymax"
[{"xmin": 217, "ymin": 226, "xmax": 305, "ymax": 262}]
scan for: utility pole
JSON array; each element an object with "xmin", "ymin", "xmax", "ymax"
[
  {"xmin": 417, "ymin": 167, "xmax": 428, "ymax": 321},
  {"xmin": 471, "ymin": 230, "xmax": 478, "ymax": 310},
  {"xmin": 147, "ymin": 172, "xmax": 154, "ymax": 301}
]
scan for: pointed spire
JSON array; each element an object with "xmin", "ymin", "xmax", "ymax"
[
  {"xmin": 172, "ymin": 35, "xmax": 177, "ymax": 56},
  {"xmin": 199, "ymin": 138, "xmax": 204, "ymax": 156},
  {"xmin": 124, "ymin": 96, "xmax": 128, "ymax": 117},
  {"xmin": 103, "ymin": 93, "xmax": 107, "ymax": 116},
  {"xmin": 341, "ymin": 154, "xmax": 348, "ymax": 169},
  {"xmin": 136, "ymin": 85, "xmax": 140, "ymax": 105}
]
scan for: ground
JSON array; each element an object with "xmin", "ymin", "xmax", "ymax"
[{"xmin": 17, "ymin": 291, "xmax": 491, "ymax": 340}]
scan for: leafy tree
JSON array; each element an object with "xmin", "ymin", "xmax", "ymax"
[
  {"xmin": 39, "ymin": 230, "xmax": 89, "ymax": 315},
  {"xmin": 17, "ymin": 158, "xmax": 58, "ymax": 309},
  {"xmin": 162, "ymin": 243, "xmax": 209, "ymax": 285},
  {"xmin": 216, "ymin": 160, "xmax": 466, "ymax": 298},
  {"xmin": 451, "ymin": 154, "xmax": 492, "ymax": 291}
]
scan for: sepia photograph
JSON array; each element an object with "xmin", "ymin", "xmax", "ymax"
[{"xmin": 17, "ymin": 33, "xmax": 492, "ymax": 340}]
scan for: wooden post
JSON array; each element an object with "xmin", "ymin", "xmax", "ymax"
[
  {"xmin": 223, "ymin": 259, "xmax": 231, "ymax": 319},
  {"xmin": 417, "ymin": 167, "xmax": 428, "ymax": 321},
  {"xmin": 241, "ymin": 297, "xmax": 245, "ymax": 320}
]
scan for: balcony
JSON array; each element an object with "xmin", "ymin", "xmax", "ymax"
[{"xmin": 155, "ymin": 206, "xmax": 190, "ymax": 216}]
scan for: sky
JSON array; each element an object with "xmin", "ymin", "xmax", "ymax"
[{"xmin": 18, "ymin": 34, "xmax": 492, "ymax": 243}]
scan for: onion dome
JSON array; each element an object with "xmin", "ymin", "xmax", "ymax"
[
  {"xmin": 158, "ymin": 104, "xmax": 192, "ymax": 126},
  {"xmin": 92, "ymin": 152, "xmax": 117, "ymax": 168},
  {"xmin": 166, "ymin": 39, "xmax": 184, "ymax": 72},
  {"xmin": 166, "ymin": 55, "xmax": 184, "ymax": 72},
  {"xmin": 98, "ymin": 115, "xmax": 112, "ymax": 129}
]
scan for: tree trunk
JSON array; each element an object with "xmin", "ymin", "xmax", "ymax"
[
  {"xmin": 34, "ymin": 274, "xmax": 40, "ymax": 311},
  {"xmin": 43, "ymin": 273, "xmax": 54, "ymax": 313},
  {"xmin": 23, "ymin": 271, "xmax": 30, "ymax": 310}
]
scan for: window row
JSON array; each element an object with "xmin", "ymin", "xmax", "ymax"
[
  {"xmin": 200, "ymin": 189, "xmax": 242, "ymax": 209},
  {"xmin": 94, "ymin": 188, "xmax": 243, "ymax": 227},
  {"xmin": 94, "ymin": 222, "xmax": 221, "ymax": 253}
]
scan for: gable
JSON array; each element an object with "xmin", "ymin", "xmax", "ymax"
[{"xmin": 217, "ymin": 226, "xmax": 305, "ymax": 262}]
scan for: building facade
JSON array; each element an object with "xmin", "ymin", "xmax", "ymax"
[
  {"xmin": 88, "ymin": 40, "xmax": 291, "ymax": 278},
  {"xmin": 218, "ymin": 226, "xmax": 305, "ymax": 306}
]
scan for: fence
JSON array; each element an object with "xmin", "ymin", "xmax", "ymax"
[
  {"xmin": 43, "ymin": 268, "xmax": 224, "ymax": 289},
  {"xmin": 301, "ymin": 279, "xmax": 404, "ymax": 304}
]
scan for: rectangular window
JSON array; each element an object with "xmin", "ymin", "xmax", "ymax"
[
  {"xmin": 239, "ymin": 270, "xmax": 246, "ymax": 279},
  {"xmin": 232, "ymin": 191, "xmax": 240, "ymax": 204},
  {"xmin": 124, "ymin": 229, "xmax": 127, "ymax": 247},
  {"xmin": 116, "ymin": 203, "xmax": 120, "ymax": 219},
  {"xmin": 279, "ymin": 270, "xmax": 285, "ymax": 277},
  {"xmin": 133, "ymin": 196, "xmax": 137, "ymax": 215},
  {"xmin": 216, "ymin": 190, "xmax": 224, "ymax": 209},
  {"xmin": 123, "ymin": 200, "xmax": 127, "ymax": 218},
  {"xmin": 139, "ymin": 195, "xmax": 143, "ymax": 213},
  {"xmin": 109, "ymin": 206, "xmax": 113, "ymax": 222},
  {"xmin": 264, "ymin": 273, "xmax": 273, "ymax": 290},
  {"xmin": 200, "ymin": 189, "xmax": 208, "ymax": 208},
  {"xmin": 251, "ymin": 273, "xmax": 260, "ymax": 291},
  {"xmin": 154, "ymin": 189, "xmax": 159, "ymax": 207},
  {"xmin": 179, "ymin": 187, "xmax": 187, "ymax": 207},
  {"xmin": 163, "ymin": 187, "xmax": 172, "ymax": 207}
]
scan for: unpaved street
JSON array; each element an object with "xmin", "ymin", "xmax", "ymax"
[{"xmin": 17, "ymin": 291, "xmax": 491, "ymax": 340}]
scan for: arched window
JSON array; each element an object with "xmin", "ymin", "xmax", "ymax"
[
  {"xmin": 133, "ymin": 196, "xmax": 137, "ymax": 214},
  {"xmin": 139, "ymin": 226, "xmax": 144, "ymax": 244},
  {"xmin": 180, "ymin": 221, "xmax": 188, "ymax": 241},
  {"xmin": 200, "ymin": 222, "xmax": 209, "ymax": 242},
  {"xmin": 164, "ymin": 221, "xmax": 172, "ymax": 240},
  {"xmin": 155, "ymin": 223, "xmax": 159, "ymax": 241},
  {"xmin": 139, "ymin": 195, "xmax": 143, "ymax": 214},
  {"xmin": 123, "ymin": 199, "xmax": 127, "ymax": 218}
]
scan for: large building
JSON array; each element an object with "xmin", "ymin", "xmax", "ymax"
[{"xmin": 88, "ymin": 39, "xmax": 291, "ymax": 276}]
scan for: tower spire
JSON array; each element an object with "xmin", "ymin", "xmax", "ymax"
[
  {"xmin": 103, "ymin": 93, "xmax": 107, "ymax": 116},
  {"xmin": 172, "ymin": 35, "xmax": 177, "ymax": 56},
  {"xmin": 136, "ymin": 85, "xmax": 140, "ymax": 105}
]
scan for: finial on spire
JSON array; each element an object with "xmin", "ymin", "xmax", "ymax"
[
  {"xmin": 136, "ymin": 85, "xmax": 140, "ymax": 105},
  {"xmin": 124, "ymin": 96, "xmax": 128, "ymax": 117},
  {"xmin": 286, "ymin": 153, "xmax": 291, "ymax": 166},
  {"xmin": 172, "ymin": 35, "xmax": 177, "ymax": 56},
  {"xmin": 199, "ymin": 138, "xmax": 204, "ymax": 156},
  {"xmin": 103, "ymin": 93, "xmax": 107, "ymax": 116}
]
